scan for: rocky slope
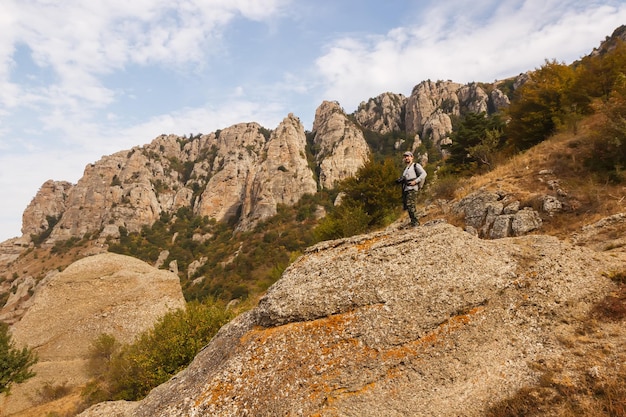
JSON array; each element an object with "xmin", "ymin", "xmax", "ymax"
[
  {"xmin": 0, "ymin": 253, "xmax": 186, "ymax": 416},
  {"xmin": 77, "ymin": 221, "xmax": 626, "ymax": 417}
]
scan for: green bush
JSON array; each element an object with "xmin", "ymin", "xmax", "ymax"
[
  {"xmin": 587, "ymin": 76, "xmax": 626, "ymax": 183},
  {"xmin": 444, "ymin": 112, "xmax": 505, "ymax": 173},
  {"xmin": 506, "ymin": 60, "xmax": 578, "ymax": 150},
  {"xmin": 314, "ymin": 157, "xmax": 403, "ymax": 240},
  {"xmin": 0, "ymin": 322, "xmax": 38, "ymax": 395},
  {"xmin": 84, "ymin": 300, "xmax": 234, "ymax": 402},
  {"xmin": 314, "ymin": 201, "xmax": 372, "ymax": 241}
]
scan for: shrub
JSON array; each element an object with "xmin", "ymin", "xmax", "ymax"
[
  {"xmin": 314, "ymin": 201, "xmax": 372, "ymax": 241},
  {"xmin": 0, "ymin": 322, "xmax": 38, "ymax": 395},
  {"xmin": 37, "ymin": 381, "xmax": 72, "ymax": 403},
  {"xmin": 506, "ymin": 60, "xmax": 578, "ymax": 150},
  {"xmin": 586, "ymin": 77, "xmax": 626, "ymax": 183},
  {"xmin": 314, "ymin": 157, "xmax": 403, "ymax": 239},
  {"xmin": 444, "ymin": 112, "xmax": 506, "ymax": 173},
  {"xmin": 84, "ymin": 300, "xmax": 234, "ymax": 402},
  {"xmin": 428, "ymin": 172, "xmax": 460, "ymax": 201}
]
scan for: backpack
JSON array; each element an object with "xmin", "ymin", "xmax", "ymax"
[{"xmin": 413, "ymin": 163, "xmax": 426, "ymax": 188}]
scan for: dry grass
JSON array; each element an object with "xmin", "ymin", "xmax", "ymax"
[
  {"xmin": 486, "ymin": 366, "xmax": 626, "ymax": 417},
  {"xmin": 425, "ymin": 118, "xmax": 626, "ymax": 416},
  {"xmin": 423, "ymin": 114, "xmax": 626, "ymax": 239},
  {"xmin": 486, "ymin": 271, "xmax": 626, "ymax": 417}
]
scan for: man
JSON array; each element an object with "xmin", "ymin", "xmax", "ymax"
[{"xmin": 397, "ymin": 151, "xmax": 427, "ymax": 227}]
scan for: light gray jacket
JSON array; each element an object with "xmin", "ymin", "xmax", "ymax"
[{"xmin": 401, "ymin": 163, "xmax": 427, "ymax": 192}]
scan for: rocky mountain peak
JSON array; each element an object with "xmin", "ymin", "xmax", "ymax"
[
  {"xmin": 312, "ymin": 101, "xmax": 370, "ymax": 189},
  {"xmin": 354, "ymin": 92, "xmax": 407, "ymax": 134},
  {"xmin": 236, "ymin": 113, "xmax": 318, "ymax": 230},
  {"xmin": 21, "ymin": 180, "xmax": 73, "ymax": 238},
  {"xmin": 404, "ymin": 80, "xmax": 510, "ymax": 149}
]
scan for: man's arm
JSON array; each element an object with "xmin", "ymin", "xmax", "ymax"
[{"xmin": 414, "ymin": 163, "xmax": 427, "ymax": 188}]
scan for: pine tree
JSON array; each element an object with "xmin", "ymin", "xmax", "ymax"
[{"xmin": 0, "ymin": 322, "xmax": 38, "ymax": 394}]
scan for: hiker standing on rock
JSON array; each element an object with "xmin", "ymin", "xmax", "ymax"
[{"xmin": 396, "ymin": 151, "xmax": 427, "ymax": 227}]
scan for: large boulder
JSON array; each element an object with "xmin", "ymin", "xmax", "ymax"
[
  {"xmin": 78, "ymin": 222, "xmax": 624, "ymax": 417},
  {"xmin": 1, "ymin": 253, "xmax": 186, "ymax": 416}
]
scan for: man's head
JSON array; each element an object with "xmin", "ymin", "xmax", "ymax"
[{"xmin": 403, "ymin": 151, "xmax": 414, "ymax": 163}]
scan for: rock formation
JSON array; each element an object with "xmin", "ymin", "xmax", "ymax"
[
  {"xmin": 77, "ymin": 221, "xmax": 625, "ymax": 417},
  {"xmin": 312, "ymin": 101, "xmax": 371, "ymax": 189},
  {"xmin": 404, "ymin": 80, "xmax": 510, "ymax": 150},
  {"xmin": 237, "ymin": 114, "xmax": 318, "ymax": 230},
  {"xmin": 453, "ymin": 189, "xmax": 543, "ymax": 238},
  {"xmin": 405, "ymin": 80, "xmax": 463, "ymax": 142},
  {"xmin": 22, "ymin": 114, "xmax": 319, "ymax": 247},
  {"xmin": 352, "ymin": 80, "xmax": 511, "ymax": 157},
  {"xmin": 20, "ymin": 180, "xmax": 73, "ymax": 238},
  {"xmin": 354, "ymin": 92, "xmax": 407, "ymax": 134},
  {"xmin": 0, "ymin": 253, "xmax": 186, "ymax": 416}
]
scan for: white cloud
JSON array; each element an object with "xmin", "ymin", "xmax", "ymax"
[
  {"xmin": 315, "ymin": 0, "xmax": 626, "ymax": 111},
  {"xmin": 0, "ymin": 0, "xmax": 292, "ymax": 140}
]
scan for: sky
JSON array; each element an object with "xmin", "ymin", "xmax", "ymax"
[{"xmin": 0, "ymin": 0, "xmax": 625, "ymax": 242}]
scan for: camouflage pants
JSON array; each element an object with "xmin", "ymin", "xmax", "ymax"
[{"xmin": 403, "ymin": 189, "xmax": 419, "ymax": 225}]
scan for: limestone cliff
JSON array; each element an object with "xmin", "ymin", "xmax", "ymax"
[
  {"xmin": 21, "ymin": 180, "xmax": 73, "ymax": 238},
  {"xmin": 404, "ymin": 80, "xmax": 510, "ymax": 149},
  {"xmin": 23, "ymin": 114, "xmax": 318, "ymax": 246},
  {"xmin": 77, "ymin": 221, "xmax": 626, "ymax": 417},
  {"xmin": 353, "ymin": 80, "xmax": 511, "ymax": 155},
  {"xmin": 312, "ymin": 101, "xmax": 370, "ymax": 189},
  {"xmin": 354, "ymin": 92, "xmax": 407, "ymax": 134},
  {"xmin": 237, "ymin": 114, "xmax": 318, "ymax": 230}
]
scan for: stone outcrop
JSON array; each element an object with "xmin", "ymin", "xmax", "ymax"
[
  {"xmin": 20, "ymin": 180, "xmax": 73, "ymax": 238},
  {"xmin": 453, "ymin": 189, "xmax": 543, "ymax": 238},
  {"xmin": 354, "ymin": 92, "xmax": 407, "ymax": 134},
  {"xmin": 0, "ymin": 269, "xmax": 57, "ymax": 325},
  {"xmin": 405, "ymin": 80, "xmax": 462, "ymax": 142},
  {"xmin": 78, "ymin": 222, "xmax": 625, "ymax": 417},
  {"xmin": 0, "ymin": 237, "xmax": 30, "ymax": 267},
  {"xmin": 237, "ymin": 114, "xmax": 318, "ymax": 230},
  {"xmin": 404, "ymin": 80, "xmax": 511, "ymax": 149},
  {"xmin": 1, "ymin": 253, "xmax": 186, "ymax": 416},
  {"xmin": 571, "ymin": 212, "xmax": 626, "ymax": 253},
  {"xmin": 349, "ymin": 80, "xmax": 512, "ymax": 157},
  {"xmin": 591, "ymin": 24, "xmax": 626, "ymax": 57},
  {"xmin": 312, "ymin": 101, "xmax": 370, "ymax": 189}
]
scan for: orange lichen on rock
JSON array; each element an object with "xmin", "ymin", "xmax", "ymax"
[
  {"xmin": 199, "ymin": 304, "xmax": 485, "ymax": 413},
  {"xmin": 355, "ymin": 235, "xmax": 387, "ymax": 252}
]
